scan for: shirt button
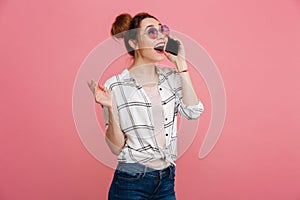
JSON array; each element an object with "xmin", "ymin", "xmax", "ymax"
[
  {"xmin": 165, "ymin": 118, "xmax": 168, "ymax": 121},
  {"xmin": 159, "ymin": 88, "xmax": 162, "ymax": 91},
  {"xmin": 166, "ymin": 134, "xmax": 169, "ymax": 136}
]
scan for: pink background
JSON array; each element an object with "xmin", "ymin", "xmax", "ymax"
[{"xmin": 1, "ymin": 0, "xmax": 300, "ymax": 199}]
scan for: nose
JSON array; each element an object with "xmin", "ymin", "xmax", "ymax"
[{"xmin": 157, "ymin": 29, "xmax": 166, "ymax": 39}]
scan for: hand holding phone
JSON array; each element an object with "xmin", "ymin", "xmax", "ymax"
[{"xmin": 165, "ymin": 37, "xmax": 179, "ymax": 56}]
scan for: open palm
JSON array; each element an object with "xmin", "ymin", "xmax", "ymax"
[{"xmin": 87, "ymin": 80, "xmax": 112, "ymax": 108}]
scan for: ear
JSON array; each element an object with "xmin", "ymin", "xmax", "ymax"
[{"xmin": 128, "ymin": 39, "xmax": 139, "ymax": 50}]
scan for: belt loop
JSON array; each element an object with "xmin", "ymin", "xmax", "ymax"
[
  {"xmin": 142, "ymin": 164, "xmax": 147, "ymax": 178},
  {"xmin": 168, "ymin": 164, "xmax": 174, "ymax": 179},
  {"xmin": 168, "ymin": 164, "xmax": 171, "ymax": 174}
]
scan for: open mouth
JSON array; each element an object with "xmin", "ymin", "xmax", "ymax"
[{"xmin": 154, "ymin": 42, "xmax": 165, "ymax": 54}]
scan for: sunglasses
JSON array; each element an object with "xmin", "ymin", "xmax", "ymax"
[{"xmin": 146, "ymin": 25, "xmax": 170, "ymax": 39}]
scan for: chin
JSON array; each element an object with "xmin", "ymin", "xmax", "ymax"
[
  {"xmin": 149, "ymin": 51, "xmax": 165, "ymax": 62},
  {"xmin": 139, "ymin": 49, "xmax": 165, "ymax": 63}
]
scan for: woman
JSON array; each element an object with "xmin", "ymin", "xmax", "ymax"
[{"xmin": 88, "ymin": 12, "xmax": 204, "ymax": 200}]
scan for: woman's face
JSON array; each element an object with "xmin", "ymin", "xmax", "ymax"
[{"xmin": 135, "ymin": 18, "xmax": 168, "ymax": 63}]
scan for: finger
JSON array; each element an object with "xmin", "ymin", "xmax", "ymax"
[
  {"xmin": 87, "ymin": 80, "xmax": 93, "ymax": 87},
  {"xmin": 164, "ymin": 51, "xmax": 172, "ymax": 58},
  {"xmin": 168, "ymin": 35, "xmax": 178, "ymax": 41},
  {"xmin": 168, "ymin": 35, "xmax": 174, "ymax": 39},
  {"xmin": 87, "ymin": 81, "xmax": 91, "ymax": 88},
  {"xmin": 87, "ymin": 80, "xmax": 96, "ymax": 88},
  {"xmin": 168, "ymin": 35, "xmax": 182, "ymax": 46},
  {"xmin": 87, "ymin": 82, "xmax": 96, "ymax": 93},
  {"xmin": 94, "ymin": 85, "xmax": 99, "ymax": 94},
  {"xmin": 92, "ymin": 80, "xmax": 97, "ymax": 88}
]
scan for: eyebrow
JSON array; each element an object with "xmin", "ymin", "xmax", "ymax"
[{"xmin": 145, "ymin": 23, "xmax": 162, "ymax": 30}]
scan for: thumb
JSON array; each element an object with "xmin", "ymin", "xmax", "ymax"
[{"xmin": 164, "ymin": 51, "xmax": 172, "ymax": 58}]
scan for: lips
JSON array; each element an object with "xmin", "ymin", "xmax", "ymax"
[{"xmin": 154, "ymin": 42, "xmax": 165, "ymax": 54}]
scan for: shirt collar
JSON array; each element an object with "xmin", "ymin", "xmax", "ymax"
[{"xmin": 121, "ymin": 65, "xmax": 167, "ymax": 83}]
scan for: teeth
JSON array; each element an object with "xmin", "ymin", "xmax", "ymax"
[{"xmin": 154, "ymin": 45, "xmax": 164, "ymax": 51}]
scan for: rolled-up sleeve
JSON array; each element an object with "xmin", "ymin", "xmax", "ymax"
[{"xmin": 178, "ymin": 100, "xmax": 204, "ymax": 120}]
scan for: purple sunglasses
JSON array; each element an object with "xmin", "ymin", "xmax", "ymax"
[{"xmin": 146, "ymin": 25, "xmax": 170, "ymax": 39}]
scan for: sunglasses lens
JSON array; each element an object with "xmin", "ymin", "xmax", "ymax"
[
  {"xmin": 161, "ymin": 25, "xmax": 170, "ymax": 36},
  {"xmin": 148, "ymin": 27, "xmax": 158, "ymax": 39}
]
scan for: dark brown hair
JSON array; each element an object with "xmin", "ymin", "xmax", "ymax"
[{"xmin": 111, "ymin": 12, "xmax": 158, "ymax": 57}]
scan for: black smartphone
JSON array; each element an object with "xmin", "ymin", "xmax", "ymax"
[{"xmin": 165, "ymin": 37, "xmax": 179, "ymax": 56}]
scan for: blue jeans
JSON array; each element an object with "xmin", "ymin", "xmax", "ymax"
[{"xmin": 108, "ymin": 162, "xmax": 176, "ymax": 200}]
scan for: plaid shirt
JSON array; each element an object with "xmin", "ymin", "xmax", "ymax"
[{"xmin": 103, "ymin": 65, "xmax": 204, "ymax": 165}]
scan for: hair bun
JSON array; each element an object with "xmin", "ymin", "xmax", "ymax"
[{"xmin": 111, "ymin": 13, "xmax": 132, "ymax": 39}]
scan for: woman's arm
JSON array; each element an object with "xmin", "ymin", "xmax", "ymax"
[
  {"xmin": 87, "ymin": 80, "xmax": 125, "ymax": 155},
  {"xmin": 174, "ymin": 60, "xmax": 204, "ymax": 120},
  {"xmin": 164, "ymin": 37, "xmax": 199, "ymax": 106},
  {"xmin": 164, "ymin": 37, "xmax": 204, "ymax": 119},
  {"xmin": 175, "ymin": 60, "xmax": 199, "ymax": 106},
  {"xmin": 104, "ymin": 105, "xmax": 125, "ymax": 155}
]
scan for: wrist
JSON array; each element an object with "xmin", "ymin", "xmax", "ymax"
[
  {"xmin": 107, "ymin": 105, "xmax": 113, "ymax": 111},
  {"xmin": 175, "ymin": 60, "xmax": 188, "ymax": 71},
  {"xmin": 178, "ymin": 69, "xmax": 189, "ymax": 73}
]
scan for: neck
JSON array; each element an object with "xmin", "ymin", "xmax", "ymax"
[
  {"xmin": 128, "ymin": 57, "xmax": 156, "ymax": 76},
  {"xmin": 128, "ymin": 58, "xmax": 158, "ymax": 85}
]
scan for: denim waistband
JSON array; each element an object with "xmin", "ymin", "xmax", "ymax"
[{"xmin": 116, "ymin": 162, "xmax": 175, "ymax": 176}]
